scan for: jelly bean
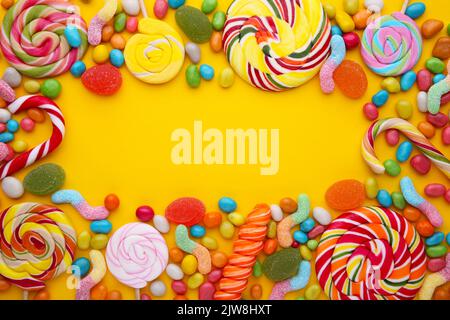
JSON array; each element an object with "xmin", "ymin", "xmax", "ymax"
[
  {"xmin": 395, "ymin": 100, "xmax": 413, "ymax": 119},
  {"xmin": 109, "ymin": 49, "xmax": 125, "ymax": 68},
  {"xmin": 343, "ymin": 0, "xmax": 359, "ymax": 15},
  {"xmin": 126, "ymin": 16, "xmax": 138, "ymax": 32},
  {"xmin": 104, "ymin": 194, "xmax": 120, "ymax": 211},
  {"xmin": 201, "ymin": 0, "xmax": 217, "ymax": 14},
  {"xmin": 199, "ymin": 64, "xmax": 214, "ymax": 80},
  {"xmin": 203, "ymin": 211, "xmax": 222, "ymax": 228},
  {"xmin": 70, "ymin": 61, "xmax": 86, "ymax": 77},
  {"xmin": 353, "ymin": 9, "xmax": 371, "ymax": 29},
  {"xmin": 77, "ymin": 230, "xmax": 91, "ymax": 250},
  {"xmin": 110, "ymin": 34, "xmax": 126, "ymax": 50},
  {"xmin": 106, "ymin": 290, "xmax": 122, "ymax": 300},
  {"xmin": 335, "ymin": 10, "xmax": 355, "ymax": 33},
  {"xmin": 300, "ymin": 245, "xmax": 312, "ymax": 261},
  {"xmin": 447, "ymin": 233, "xmax": 450, "ymax": 245},
  {"xmin": 64, "ymin": 25, "xmax": 82, "ymax": 48},
  {"xmin": 90, "ymin": 234, "xmax": 108, "ymax": 250},
  {"xmin": 211, "ymin": 251, "xmax": 227, "ymax": 268},
  {"xmin": 396, "ymin": 141, "xmax": 413, "ymax": 163},
  {"xmin": 253, "ymin": 260, "xmax": 262, "ymax": 277},
  {"xmin": 210, "ymin": 31, "xmax": 223, "ymax": 52},
  {"xmin": 424, "ymin": 183, "xmax": 446, "ymax": 197},
  {"xmin": 122, "ymin": 0, "xmax": 140, "ymax": 15},
  {"xmin": 372, "ymin": 89, "xmax": 389, "ymax": 107},
  {"xmin": 187, "ymin": 273, "xmax": 204, "ymax": 289},
  {"xmin": 218, "ymin": 196, "xmax": 236, "ymax": 213},
  {"xmin": 312, "ymin": 207, "xmax": 331, "ymax": 225},
  {"xmin": 426, "ymin": 245, "xmax": 447, "ymax": 258},
  {"xmin": 0, "ymin": 124, "xmax": 6, "ymax": 134},
  {"xmin": 405, "ymin": 2, "xmax": 426, "ymax": 20},
  {"xmin": 426, "ymin": 112, "xmax": 448, "ymax": 128},
  {"xmin": 307, "ymin": 239, "xmax": 318, "ymax": 251},
  {"xmin": 219, "ymin": 68, "xmax": 235, "ymax": 88},
  {"xmin": 417, "ymin": 121, "xmax": 435, "ymax": 138},
  {"xmin": 136, "ymin": 205, "xmax": 154, "ymax": 222},
  {"xmin": 1, "ymin": 0, "xmax": 14, "ymax": 9},
  {"xmin": 383, "ymin": 159, "xmax": 401, "ymax": 176},
  {"xmin": 24, "ymin": 80, "xmax": 40, "ymax": 93},
  {"xmin": 207, "ymin": 269, "xmax": 222, "ymax": 283},
  {"xmin": 172, "ymin": 280, "xmax": 187, "ymax": 295},
  {"xmin": 90, "ymin": 220, "xmax": 112, "ymax": 234},
  {"xmin": 417, "ymin": 69, "xmax": 433, "ymax": 92},
  {"xmin": 166, "ymin": 263, "xmax": 184, "ymax": 280},
  {"xmin": 154, "ymin": 0, "xmax": 168, "ymax": 19},
  {"xmin": 417, "ymin": 91, "xmax": 428, "ymax": 113},
  {"xmin": 0, "ymin": 278, "xmax": 10, "ymax": 291},
  {"xmin": 0, "ymin": 132, "xmax": 14, "ymax": 143},
  {"xmin": 427, "ymin": 258, "xmax": 446, "ymax": 272},
  {"xmin": 219, "ymin": 221, "xmax": 235, "ymax": 239},
  {"xmin": 190, "ymin": 225, "xmax": 206, "ymax": 238},
  {"xmin": 291, "ymin": 241, "xmax": 300, "ymax": 248},
  {"xmin": 442, "ymin": 126, "xmax": 450, "ymax": 145},
  {"xmin": 250, "ymin": 284, "xmax": 263, "ymax": 300},
  {"xmin": 381, "ymin": 77, "xmax": 400, "ymax": 93},
  {"xmin": 425, "ymin": 232, "xmax": 445, "ymax": 247},
  {"xmin": 72, "ymin": 257, "xmax": 91, "ymax": 277},
  {"xmin": 154, "ymin": 215, "xmax": 170, "ymax": 234},
  {"xmin": 150, "ymin": 280, "xmax": 166, "ymax": 297},
  {"xmin": 433, "ymin": 74, "xmax": 446, "ymax": 84},
  {"xmin": 212, "ymin": 11, "xmax": 226, "ymax": 31},
  {"xmin": 169, "ymin": 247, "xmax": 184, "ymax": 263},
  {"xmin": 139, "ymin": 293, "xmax": 152, "ymax": 300},
  {"xmin": 426, "ymin": 57, "xmax": 445, "ymax": 74},
  {"xmin": 376, "ymin": 189, "xmax": 392, "ymax": 208},
  {"xmin": 11, "ymin": 140, "xmax": 27, "ymax": 153},
  {"xmin": 323, "ymin": 3, "xmax": 336, "ymax": 19},
  {"xmin": 300, "ymin": 218, "xmax": 315, "ymax": 233},
  {"xmin": 6, "ymin": 119, "xmax": 18, "ymax": 133},
  {"xmin": 199, "ymin": 281, "xmax": 215, "ymax": 300},
  {"xmin": 279, "ymin": 197, "xmax": 297, "ymax": 213},
  {"xmin": 400, "ymin": 70, "xmax": 416, "ymax": 91},
  {"xmin": 92, "ymin": 45, "xmax": 109, "ymax": 64},
  {"xmin": 263, "ymin": 239, "xmax": 278, "ymax": 255},
  {"xmin": 391, "ymin": 192, "xmax": 406, "ymax": 210},
  {"xmin": 331, "ymin": 25, "xmax": 343, "ymax": 36},
  {"xmin": 40, "ymin": 79, "xmax": 62, "ymax": 99},
  {"xmin": 343, "ymin": 32, "xmax": 360, "ymax": 50},
  {"xmin": 421, "ymin": 19, "xmax": 443, "ymax": 39},
  {"xmin": 168, "ymin": 0, "xmax": 185, "ymax": 9},
  {"xmin": 20, "ymin": 117, "xmax": 35, "ymax": 132},
  {"xmin": 185, "ymin": 42, "xmax": 201, "ymax": 64},
  {"xmin": 293, "ymin": 230, "xmax": 308, "ymax": 244},
  {"xmin": 34, "ymin": 289, "xmax": 50, "ymax": 300},
  {"xmin": 365, "ymin": 177, "xmax": 378, "ymax": 199},
  {"xmin": 201, "ymin": 236, "xmax": 217, "ymax": 250},
  {"xmin": 90, "ymin": 284, "xmax": 107, "ymax": 300},
  {"xmin": 363, "ymin": 102, "xmax": 378, "ymax": 120},
  {"xmin": 267, "ymin": 220, "xmax": 277, "ymax": 238},
  {"xmin": 386, "ymin": 129, "xmax": 400, "ymax": 147},
  {"xmin": 305, "ymin": 284, "xmax": 321, "ymax": 300},
  {"xmin": 114, "ymin": 12, "xmax": 126, "ymax": 33},
  {"xmin": 102, "ymin": 25, "xmax": 114, "ymax": 42},
  {"xmin": 403, "ymin": 206, "xmax": 421, "ymax": 222},
  {"xmin": 1, "ymin": 177, "xmax": 24, "ymax": 199},
  {"xmin": 445, "ymin": 190, "xmax": 450, "ymax": 203},
  {"xmin": 416, "ymin": 220, "xmax": 434, "ymax": 237},
  {"xmin": 181, "ymin": 254, "xmax": 197, "ymax": 275},
  {"xmin": 0, "ymin": 109, "xmax": 11, "ymax": 123},
  {"xmin": 410, "ymin": 154, "xmax": 431, "ymax": 175}
]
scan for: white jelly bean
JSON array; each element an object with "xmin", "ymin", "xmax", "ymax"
[
  {"xmin": 1, "ymin": 176, "xmax": 24, "ymax": 199},
  {"xmin": 153, "ymin": 215, "xmax": 170, "ymax": 234},
  {"xmin": 312, "ymin": 207, "xmax": 332, "ymax": 225},
  {"xmin": 270, "ymin": 204, "xmax": 283, "ymax": 222},
  {"xmin": 166, "ymin": 263, "xmax": 184, "ymax": 280},
  {"xmin": 0, "ymin": 109, "xmax": 11, "ymax": 123},
  {"xmin": 149, "ymin": 280, "xmax": 166, "ymax": 297},
  {"xmin": 121, "ymin": 0, "xmax": 140, "ymax": 15},
  {"xmin": 417, "ymin": 91, "xmax": 428, "ymax": 113}
]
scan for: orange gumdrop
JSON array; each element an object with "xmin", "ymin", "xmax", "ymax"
[
  {"xmin": 91, "ymin": 284, "xmax": 108, "ymax": 300},
  {"xmin": 169, "ymin": 247, "xmax": 184, "ymax": 263},
  {"xmin": 104, "ymin": 193, "xmax": 120, "ymax": 211},
  {"xmin": 403, "ymin": 206, "xmax": 421, "ymax": 222},
  {"xmin": 333, "ymin": 60, "xmax": 368, "ymax": 99},
  {"xmin": 433, "ymin": 287, "xmax": 450, "ymax": 300},
  {"xmin": 106, "ymin": 290, "xmax": 122, "ymax": 300},
  {"xmin": 415, "ymin": 219, "xmax": 434, "ymax": 237},
  {"xmin": 203, "ymin": 211, "xmax": 222, "ymax": 228},
  {"xmin": 325, "ymin": 179, "xmax": 365, "ymax": 211},
  {"xmin": 211, "ymin": 251, "xmax": 228, "ymax": 268},
  {"xmin": 263, "ymin": 239, "xmax": 278, "ymax": 255},
  {"xmin": 34, "ymin": 289, "xmax": 50, "ymax": 300}
]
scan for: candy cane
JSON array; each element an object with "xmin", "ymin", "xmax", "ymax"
[
  {"xmin": 362, "ymin": 118, "xmax": 450, "ymax": 179},
  {"xmin": 0, "ymin": 95, "xmax": 65, "ymax": 179},
  {"xmin": 88, "ymin": 0, "xmax": 118, "ymax": 46}
]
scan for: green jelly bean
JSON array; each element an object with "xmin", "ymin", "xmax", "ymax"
[
  {"xmin": 365, "ymin": 177, "xmax": 379, "ymax": 199},
  {"xmin": 391, "ymin": 192, "xmax": 406, "ymax": 210},
  {"xmin": 90, "ymin": 234, "xmax": 108, "ymax": 250},
  {"xmin": 383, "ymin": 159, "xmax": 401, "ymax": 177},
  {"xmin": 300, "ymin": 245, "xmax": 312, "ymax": 261},
  {"xmin": 77, "ymin": 230, "xmax": 91, "ymax": 250},
  {"xmin": 305, "ymin": 284, "xmax": 321, "ymax": 300},
  {"xmin": 253, "ymin": 260, "xmax": 262, "ymax": 277},
  {"xmin": 114, "ymin": 12, "xmax": 127, "ymax": 33},
  {"xmin": 24, "ymin": 80, "xmax": 40, "ymax": 94},
  {"xmin": 426, "ymin": 245, "xmax": 447, "ymax": 258},
  {"xmin": 307, "ymin": 239, "xmax": 318, "ymax": 251},
  {"xmin": 212, "ymin": 11, "xmax": 226, "ymax": 31},
  {"xmin": 201, "ymin": 236, "xmax": 218, "ymax": 250},
  {"xmin": 41, "ymin": 79, "xmax": 62, "ymax": 99},
  {"xmin": 296, "ymin": 296, "xmax": 305, "ymax": 300},
  {"xmin": 186, "ymin": 64, "xmax": 201, "ymax": 88},
  {"xmin": 425, "ymin": 57, "xmax": 445, "ymax": 74},
  {"xmin": 395, "ymin": 100, "xmax": 413, "ymax": 119},
  {"xmin": 267, "ymin": 220, "xmax": 277, "ymax": 239},
  {"xmin": 201, "ymin": 0, "xmax": 218, "ymax": 14}
]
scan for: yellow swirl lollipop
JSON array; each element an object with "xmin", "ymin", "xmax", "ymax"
[{"xmin": 124, "ymin": 18, "xmax": 185, "ymax": 84}]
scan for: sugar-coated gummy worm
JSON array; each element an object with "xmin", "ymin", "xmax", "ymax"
[
  {"xmin": 320, "ymin": 35, "xmax": 346, "ymax": 94},
  {"xmin": 75, "ymin": 250, "xmax": 106, "ymax": 300},
  {"xmin": 214, "ymin": 204, "xmax": 271, "ymax": 300},
  {"xmin": 88, "ymin": 0, "xmax": 118, "ymax": 46},
  {"xmin": 427, "ymin": 61, "xmax": 450, "ymax": 115},
  {"xmin": 269, "ymin": 260, "xmax": 311, "ymax": 300},
  {"xmin": 362, "ymin": 118, "xmax": 450, "ymax": 179},
  {"xmin": 175, "ymin": 225, "xmax": 211, "ymax": 275},
  {"xmin": 277, "ymin": 194, "xmax": 310, "ymax": 248},
  {"xmin": 0, "ymin": 79, "xmax": 15, "ymax": 102},
  {"xmin": 400, "ymin": 176, "xmax": 443, "ymax": 227},
  {"xmin": 0, "ymin": 95, "xmax": 65, "ymax": 179},
  {"xmin": 51, "ymin": 190, "xmax": 110, "ymax": 221},
  {"xmin": 418, "ymin": 254, "xmax": 450, "ymax": 300}
]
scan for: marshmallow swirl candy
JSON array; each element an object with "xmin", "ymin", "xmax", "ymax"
[
  {"xmin": 0, "ymin": 203, "xmax": 76, "ymax": 290},
  {"xmin": 106, "ymin": 222, "xmax": 168, "ymax": 289},
  {"xmin": 0, "ymin": 0, "xmax": 88, "ymax": 78},
  {"xmin": 361, "ymin": 12, "xmax": 422, "ymax": 76},
  {"xmin": 223, "ymin": 0, "xmax": 332, "ymax": 91},
  {"xmin": 315, "ymin": 207, "xmax": 427, "ymax": 300}
]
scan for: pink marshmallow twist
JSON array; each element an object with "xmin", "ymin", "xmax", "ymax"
[{"xmin": 320, "ymin": 35, "xmax": 346, "ymax": 94}]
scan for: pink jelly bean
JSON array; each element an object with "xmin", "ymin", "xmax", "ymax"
[
  {"xmin": 426, "ymin": 112, "xmax": 449, "ymax": 128},
  {"xmin": 441, "ymin": 92, "xmax": 450, "ymax": 106},
  {"xmin": 140, "ymin": 293, "xmax": 151, "ymax": 300},
  {"xmin": 198, "ymin": 282, "xmax": 215, "ymax": 300},
  {"xmin": 171, "ymin": 280, "xmax": 187, "ymax": 295},
  {"xmin": 424, "ymin": 183, "xmax": 446, "ymax": 197},
  {"xmin": 445, "ymin": 189, "xmax": 450, "ymax": 203},
  {"xmin": 0, "ymin": 123, "xmax": 6, "ymax": 133},
  {"xmin": 417, "ymin": 69, "xmax": 433, "ymax": 92},
  {"xmin": 20, "ymin": 117, "xmax": 35, "ymax": 132},
  {"xmin": 307, "ymin": 225, "xmax": 326, "ymax": 239},
  {"xmin": 154, "ymin": 0, "xmax": 168, "ymax": 19},
  {"xmin": 136, "ymin": 205, "xmax": 154, "ymax": 222},
  {"xmin": 126, "ymin": 17, "xmax": 138, "ymax": 33},
  {"xmin": 207, "ymin": 269, "xmax": 222, "ymax": 283},
  {"xmin": 410, "ymin": 154, "xmax": 431, "ymax": 175},
  {"xmin": 428, "ymin": 258, "xmax": 446, "ymax": 273},
  {"xmin": 342, "ymin": 32, "xmax": 360, "ymax": 50},
  {"xmin": 363, "ymin": 102, "xmax": 378, "ymax": 121},
  {"xmin": 0, "ymin": 79, "xmax": 15, "ymax": 102},
  {"xmin": 385, "ymin": 129, "xmax": 400, "ymax": 146},
  {"xmin": 443, "ymin": 126, "xmax": 450, "ymax": 145}
]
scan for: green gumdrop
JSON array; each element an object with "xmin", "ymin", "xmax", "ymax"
[
  {"xmin": 41, "ymin": 79, "xmax": 62, "ymax": 99},
  {"xmin": 425, "ymin": 57, "xmax": 445, "ymax": 74},
  {"xmin": 23, "ymin": 163, "xmax": 65, "ymax": 195},
  {"xmin": 114, "ymin": 12, "xmax": 127, "ymax": 32},
  {"xmin": 391, "ymin": 192, "xmax": 406, "ymax": 210},
  {"xmin": 262, "ymin": 248, "xmax": 301, "ymax": 281},
  {"xmin": 252, "ymin": 260, "xmax": 262, "ymax": 277},
  {"xmin": 175, "ymin": 6, "xmax": 213, "ymax": 43},
  {"xmin": 201, "ymin": 0, "xmax": 218, "ymax": 14},
  {"xmin": 212, "ymin": 11, "xmax": 226, "ymax": 31},
  {"xmin": 186, "ymin": 64, "xmax": 201, "ymax": 88},
  {"xmin": 383, "ymin": 159, "xmax": 401, "ymax": 177}
]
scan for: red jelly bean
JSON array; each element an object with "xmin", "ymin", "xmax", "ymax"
[
  {"xmin": 136, "ymin": 205, "xmax": 155, "ymax": 222},
  {"xmin": 416, "ymin": 69, "xmax": 433, "ymax": 92},
  {"xmin": 342, "ymin": 32, "xmax": 360, "ymax": 50},
  {"xmin": 385, "ymin": 129, "xmax": 400, "ymax": 146},
  {"xmin": 363, "ymin": 102, "xmax": 378, "ymax": 121},
  {"xmin": 426, "ymin": 112, "xmax": 449, "ymax": 128},
  {"xmin": 307, "ymin": 225, "xmax": 325, "ymax": 239},
  {"xmin": 441, "ymin": 92, "xmax": 450, "ymax": 106},
  {"xmin": 172, "ymin": 280, "xmax": 187, "ymax": 295},
  {"xmin": 445, "ymin": 189, "xmax": 450, "ymax": 203},
  {"xmin": 424, "ymin": 183, "xmax": 446, "ymax": 197},
  {"xmin": 428, "ymin": 258, "xmax": 446, "ymax": 272},
  {"xmin": 410, "ymin": 154, "xmax": 432, "ymax": 175},
  {"xmin": 442, "ymin": 126, "xmax": 450, "ymax": 145},
  {"xmin": 81, "ymin": 64, "xmax": 122, "ymax": 96}
]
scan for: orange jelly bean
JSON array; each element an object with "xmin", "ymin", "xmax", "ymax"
[
  {"xmin": 417, "ymin": 121, "xmax": 436, "ymax": 138},
  {"xmin": 403, "ymin": 206, "xmax": 421, "ymax": 222},
  {"xmin": 211, "ymin": 251, "xmax": 228, "ymax": 268},
  {"xmin": 263, "ymin": 239, "xmax": 278, "ymax": 255},
  {"xmin": 415, "ymin": 219, "xmax": 434, "ymax": 237},
  {"xmin": 174, "ymin": 295, "xmax": 188, "ymax": 300},
  {"xmin": 0, "ymin": 279, "xmax": 11, "ymax": 291},
  {"xmin": 106, "ymin": 290, "xmax": 123, "ymax": 300},
  {"xmin": 34, "ymin": 289, "xmax": 50, "ymax": 300},
  {"xmin": 279, "ymin": 197, "xmax": 297, "ymax": 214},
  {"xmin": 210, "ymin": 31, "xmax": 223, "ymax": 53},
  {"xmin": 102, "ymin": 25, "xmax": 114, "ymax": 42},
  {"xmin": 203, "ymin": 211, "xmax": 222, "ymax": 228},
  {"xmin": 353, "ymin": 9, "xmax": 372, "ymax": 29},
  {"xmin": 104, "ymin": 193, "xmax": 120, "ymax": 211},
  {"xmin": 1, "ymin": 0, "xmax": 14, "ymax": 10},
  {"xmin": 250, "ymin": 284, "xmax": 263, "ymax": 299},
  {"xmin": 27, "ymin": 108, "xmax": 46, "ymax": 123},
  {"xmin": 433, "ymin": 287, "xmax": 450, "ymax": 300},
  {"xmin": 91, "ymin": 284, "xmax": 108, "ymax": 300},
  {"xmin": 169, "ymin": 247, "xmax": 184, "ymax": 263},
  {"xmin": 110, "ymin": 34, "xmax": 126, "ymax": 50},
  {"xmin": 0, "ymin": 99, "xmax": 6, "ymax": 108}
]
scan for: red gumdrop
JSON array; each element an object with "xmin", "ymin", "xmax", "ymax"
[
  {"xmin": 165, "ymin": 197, "xmax": 205, "ymax": 226},
  {"xmin": 81, "ymin": 64, "xmax": 122, "ymax": 96}
]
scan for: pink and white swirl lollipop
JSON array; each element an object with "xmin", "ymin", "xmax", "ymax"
[{"xmin": 106, "ymin": 222, "xmax": 168, "ymax": 299}]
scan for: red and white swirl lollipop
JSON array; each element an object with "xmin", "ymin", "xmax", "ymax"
[{"xmin": 106, "ymin": 222, "xmax": 168, "ymax": 299}]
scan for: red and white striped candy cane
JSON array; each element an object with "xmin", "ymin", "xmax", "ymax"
[{"xmin": 0, "ymin": 95, "xmax": 65, "ymax": 179}]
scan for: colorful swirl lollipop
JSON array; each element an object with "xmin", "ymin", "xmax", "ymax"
[
  {"xmin": 361, "ymin": 11, "xmax": 422, "ymax": 76},
  {"xmin": 0, "ymin": 0, "xmax": 88, "ymax": 78},
  {"xmin": 0, "ymin": 203, "xmax": 76, "ymax": 292},
  {"xmin": 362, "ymin": 118, "xmax": 450, "ymax": 179},
  {"xmin": 106, "ymin": 222, "xmax": 168, "ymax": 298},
  {"xmin": 223, "ymin": 0, "xmax": 332, "ymax": 91},
  {"xmin": 315, "ymin": 207, "xmax": 427, "ymax": 300}
]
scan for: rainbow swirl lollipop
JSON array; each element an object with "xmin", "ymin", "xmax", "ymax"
[{"xmin": 0, "ymin": 203, "xmax": 76, "ymax": 291}]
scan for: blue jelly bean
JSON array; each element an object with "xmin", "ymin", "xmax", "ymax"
[
  {"xmin": 447, "ymin": 233, "xmax": 450, "ymax": 246},
  {"xmin": 64, "ymin": 25, "xmax": 82, "ymax": 48},
  {"xmin": 331, "ymin": 25, "xmax": 343, "ymax": 36},
  {"xmin": 300, "ymin": 218, "xmax": 315, "ymax": 233},
  {"xmin": 433, "ymin": 74, "xmax": 446, "ymax": 84},
  {"xmin": 72, "ymin": 257, "xmax": 91, "ymax": 277},
  {"xmin": 109, "ymin": 49, "xmax": 124, "ymax": 68},
  {"xmin": 425, "ymin": 232, "xmax": 445, "ymax": 247},
  {"xmin": 168, "ymin": 0, "xmax": 185, "ymax": 9},
  {"xmin": 400, "ymin": 71, "xmax": 417, "ymax": 91},
  {"xmin": 6, "ymin": 119, "xmax": 19, "ymax": 133},
  {"xmin": 0, "ymin": 132, "xmax": 14, "ymax": 143},
  {"xmin": 377, "ymin": 189, "xmax": 392, "ymax": 208},
  {"xmin": 396, "ymin": 141, "xmax": 413, "ymax": 163},
  {"xmin": 372, "ymin": 90, "xmax": 389, "ymax": 107},
  {"xmin": 293, "ymin": 230, "xmax": 308, "ymax": 244},
  {"xmin": 218, "ymin": 197, "xmax": 237, "ymax": 213},
  {"xmin": 190, "ymin": 225, "xmax": 206, "ymax": 238},
  {"xmin": 90, "ymin": 219, "xmax": 112, "ymax": 234},
  {"xmin": 405, "ymin": 2, "xmax": 426, "ymax": 20},
  {"xmin": 70, "ymin": 61, "xmax": 86, "ymax": 77},
  {"xmin": 199, "ymin": 64, "xmax": 215, "ymax": 81}
]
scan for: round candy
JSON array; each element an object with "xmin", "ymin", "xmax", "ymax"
[
  {"xmin": 325, "ymin": 179, "xmax": 365, "ymax": 211},
  {"xmin": 165, "ymin": 197, "xmax": 205, "ymax": 226},
  {"xmin": 104, "ymin": 194, "xmax": 120, "ymax": 211},
  {"xmin": 81, "ymin": 64, "xmax": 122, "ymax": 96},
  {"xmin": 40, "ymin": 79, "xmax": 62, "ymax": 99},
  {"xmin": 23, "ymin": 163, "xmax": 65, "ymax": 195}
]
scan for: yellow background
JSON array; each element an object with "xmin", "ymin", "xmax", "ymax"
[{"xmin": 0, "ymin": 0, "xmax": 449, "ymax": 300}]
